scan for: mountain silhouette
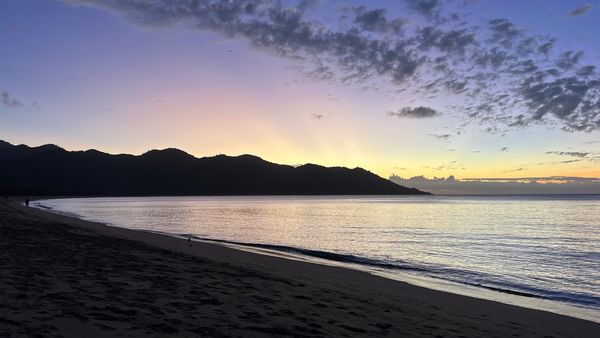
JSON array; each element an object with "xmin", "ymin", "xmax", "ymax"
[{"xmin": 0, "ymin": 140, "xmax": 428, "ymax": 196}]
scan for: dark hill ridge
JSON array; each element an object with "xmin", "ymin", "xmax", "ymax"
[{"xmin": 0, "ymin": 140, "xmax": 428, "ymax": 196}]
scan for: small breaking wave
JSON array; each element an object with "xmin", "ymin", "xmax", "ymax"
[{"xmin": 181, "ymin": 234, "xmax": 600, "ymax": 310}]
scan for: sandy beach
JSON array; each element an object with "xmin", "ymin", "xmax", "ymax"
[{"xmin": 1, "ymin": 198, "xmax": 598, "ymax": 337}]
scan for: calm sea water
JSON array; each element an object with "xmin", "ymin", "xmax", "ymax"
[{"xmin": 35, "ymin": 195, "xmax": 600, "ymax": 321}]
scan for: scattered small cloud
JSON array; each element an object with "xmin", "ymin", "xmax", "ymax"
[
  {"xmin": 568, "ymin": 4, "xmax": 593, "ymax": 16},
  {"xmin": 503, "ymin": 167, "xmax": 525, "ymax": 173},
  {"xmin": 431, "ymin": 133, "xmax": 451, "ymax": 141},
  {"xmin": 424, "ymin": 160, "xmax": 467, "ymax": 171},
  {"xmin": 500, "ymin": 147, "xmax": 509, "ymax": 152},
  {"xmin": 388, "ymin": 106, "xmax": 441, "ymax": 118},
  {"xmin": 311, "ymin": 113, "xmax": 324, "ymax": 120},
  {"xmin": 1, "ymin": 91, "xmax": 23, "ymax": 109}
]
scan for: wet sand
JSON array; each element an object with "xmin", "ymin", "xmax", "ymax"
[{"xmin": 1, "ymin": 198, "xmax": 598, "ymax": 337}]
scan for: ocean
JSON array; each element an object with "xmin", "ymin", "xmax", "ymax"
[{"xmin": 34, "ymin": 195, "xmax": 600, "ymax": 322}]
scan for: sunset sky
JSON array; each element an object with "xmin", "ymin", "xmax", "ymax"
[{"xmin": 1, "ymin": 0, "xmax": 599, "ymax": 181}]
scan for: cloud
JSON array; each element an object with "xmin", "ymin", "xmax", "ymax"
[
  {"xmin": 352, "ymin": 7, "xmax": 406, "ymax": 34},
  {"xmin": 500, "ymin": 147, "xmax": 509, "ymax": 152},
  {"xmin": 66, "ymin": 0, "xmax": 600, "ymax": 132},
  {"xmin": 1, "ymin": 91, "xmax": 23, "ymax": 109},
  {"xmin": 555, "ymin": 51, "xmax": 584, "ymax": 70},
  {"xmin": 569, "ymin": 4, "xmax": 593, "ymax": 16},
  {"xmin": 390, "ymin": 174, "xmax": 600, "ymax": 194},
  {"xmin": 538, "ymin": 40, "xmax": 555, "ymax": 55},
  {"xmin": 546, "ymin": 151, "xmax": 589, "ymax": 158},
  {"xmin": 406, "ymin": 0, "xmax": 442, "ymax": 19},
  {"xmin": 518, "ymin": 71, "xmax": 600, "ymax": 131},
  {"xmin": 388, "ymin": 106, "xmax": 440, "ymax": 118},
  {"xmin": 311, "ymin": 113, "xmax": 324, "ymax": 120},
  {"xmin": 545, "ymin": 150, "xmax": 600, "ymax": 162},
  {"xmin": 488, "ymin": 18, "xmax": 521, "ymax": 45},
  {"xmin": 431, "ymin": 133, "xmax": 451, "ymax": 141},
  {"xmin": 423, "ymin": 160, "xmax": 467, "ymax": 171},
  {"xmin": 71, "ymin": 0, "xmax": 424, "ymax": 85},
  {"xmin": 503, "ymin": 167, "xmax": 525, "ymax": 173},
  {"xmin": 416, "ymin": 26, "xmax": 476, "ymax": 56}
]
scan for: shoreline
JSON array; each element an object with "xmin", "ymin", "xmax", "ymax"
[
  {"xmin": 32, "ymin": 196, "xmax": 600, "ymax": 323},
  {"xmin": 149, "ymin": 230, "xmax": 600, "ymax": 323},
  {"xmin": 2, "ymin": 198, "xmax": 599, "ymax": 337}
]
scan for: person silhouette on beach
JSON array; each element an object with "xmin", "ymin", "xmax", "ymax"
[
  {"xmin": 187, "ymin": 236, "xmax": 192, "ymax": 247},
  {"xmin": 25, "ymin": 198, "xmax": 30, "ymax": 207}
]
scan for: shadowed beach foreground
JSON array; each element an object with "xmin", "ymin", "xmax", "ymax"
[{"xmin": 1, "ymin": 199, "xmax": 598, "ymax": 337}]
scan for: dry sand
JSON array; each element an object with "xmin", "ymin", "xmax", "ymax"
[{"xmin": 0, "ymin": 198, "xmax": 598, "ymax": 337}]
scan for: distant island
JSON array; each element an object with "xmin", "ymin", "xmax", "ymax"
[{"xmin": 0, "ymin": 140, "xmax": 428, "ymax": 196}]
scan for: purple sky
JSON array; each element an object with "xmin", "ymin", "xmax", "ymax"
[{"xmin": 1, "ymin": 0, "xmax": 599, "ymax": 193}]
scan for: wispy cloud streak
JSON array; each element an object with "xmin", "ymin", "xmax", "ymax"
[
  {"xmin": 569, "ymin": 4, "xmax": 593, "ymax": 16},
  {"xmin": 1, "ymin": 91, "xmax": 23, "ymax": 109}
]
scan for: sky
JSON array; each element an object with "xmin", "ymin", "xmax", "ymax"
[{"xmin": 1, "ymin": 0, "xmax": 599, "ymax": 193}]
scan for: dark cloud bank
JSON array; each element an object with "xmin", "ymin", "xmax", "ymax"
[
  {"xmin": 390, "ymin": 175, "xmax": 600, "ymax": 194},
  {"xmin": 67, "ymin": 0, "xmax": 600, "ymax": 132}
]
